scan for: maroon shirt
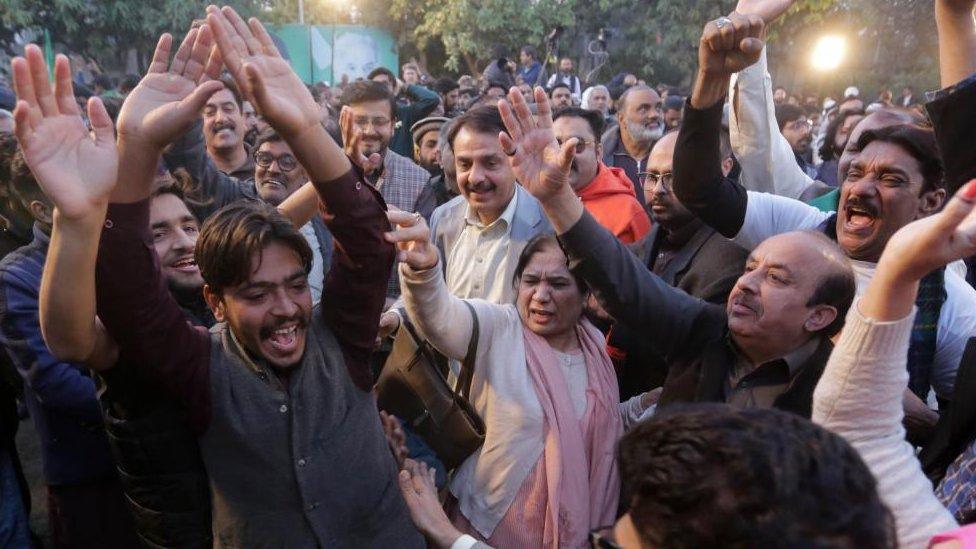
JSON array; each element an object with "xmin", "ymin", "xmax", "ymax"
[{"xmin": 95, "ymin": 168, "xmax": 394, "ymax": 434}]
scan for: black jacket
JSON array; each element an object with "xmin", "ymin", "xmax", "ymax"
[{"xmin": 560, "ymin": 211, "xmax": 831, "ymax": 418}]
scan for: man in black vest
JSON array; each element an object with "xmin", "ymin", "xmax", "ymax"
[{"xmin": 13, "ymin": 9, "xmax": 422, "ymax": 547}]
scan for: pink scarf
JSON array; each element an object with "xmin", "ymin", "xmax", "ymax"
[{"xmin": 522, "ymin": 318, "xmax": 622, "ymax": 548}]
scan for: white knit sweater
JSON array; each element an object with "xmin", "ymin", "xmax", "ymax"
[{"xmin": 812, "ymin": 300, "xmax": 957, "ymax": 548}]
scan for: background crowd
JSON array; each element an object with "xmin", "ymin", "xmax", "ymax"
[{"xmin": 2, "ymin": 0, "xmax": 976, "ymax": 548}]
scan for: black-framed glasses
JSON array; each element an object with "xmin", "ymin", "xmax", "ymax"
[
  {"xmin": 639, "ymin": 171, "xmax": 673, "ymax": 191},
  {"xmin": 254, "ymin": 151, "xmax": 298, "ymax": 172},
  {"xmin": 589, "ymin": 525, "xmax": 622, "ymax": 549},
  {"xmin": 557, "ymin": 137, "xmax": 596, "ymax": 154}
]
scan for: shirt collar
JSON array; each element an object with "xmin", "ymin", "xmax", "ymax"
[
  {"xmin": 727, "ymin": 334, "xmax": 822, "ymax": 379},
  {"xmin": 464, "ymin": 186, "xmax": 518, "ymax": 231}
]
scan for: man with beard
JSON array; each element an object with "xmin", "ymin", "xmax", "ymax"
[
  {"xmin": 672, "ymin": 11, "xmax": 976, "ymax": 409},
  {"xmin": 411, "ymin": 116, "xmax": 448, "ymax": 175},
  {"xmin": 202, "ymin": 78, "xmax": 253, "ymax": 181},
  {"xmin": 549, "ymin": 82, "xmax": 573, "ymax": 110},
  {"xmin": 341, "ymin": 80, "xmax": 430, "ymax": 301},
  {"xmin": 551, "ymin": 107, "xmax": 650, "ymax": 243},
  {"xmin": 414, "ymin": 120, "xmax": 460, "ymax": 222},
  {"xmin": 601, "ymin": 84, "xmax": 665, "ymax": 201},
  {"xmin": 545, "ymin": 57, "xmax": 582, "ymax": 102},
  {"xmin": 241, "ymin": 99, "xmax": 260, "ymax": 147},
  {"xmin": 432, "ymin": 77, "xmax": 462, "ymax": 118},
  {"xmin": 368, "ymin": 67, "xmax": 441, "ymax": 158},
  {"xmin": 775, "ymin": 103, "xmax": 816, "ymax": 178},
  {"xmin": 24, "ymin": 12, "xmax": 424, "ymax": 546}
]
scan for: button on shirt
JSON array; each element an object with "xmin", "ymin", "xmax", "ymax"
[
  {"xmin": 446, "ymin": 191, "xmax": 520, "ymax": 303},
  {"xmin": 724, "ymin": 337, "xmax": 820, "ymax": 410}
]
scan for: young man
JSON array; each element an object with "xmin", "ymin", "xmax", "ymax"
[
  {"xmin": 517, "ymin": 45, "xmax": 544, "ymax": 88},
  {"xmin": 368, "ymin": 67, "xmax": 441, "ymax": 158},
  {"xmin": 549, "ymin": 82, "xmax": 573, "ymax": 110},
  {"xmin": 13, "ymin": 13, "xmax": 422, "ymax": 547},
  {"xmin": 546, "ymin": 57, "xmax": 582, "ymax": 101}
]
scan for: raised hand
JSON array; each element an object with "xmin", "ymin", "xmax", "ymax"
[
  {"xmin": 879, "ymin": 180, "xmax": 976, "ymax": 282},
  {"xmin": 116, "ymin": 27, "xmax": 223, "ymax": 150},
  {"xmin": 734, "ymin": 0, "xmax": 796, "ymax": 24},
  {"xmin": 497, "ymin": 86, "xmax": 578, "ymax": 203},
  {"xmin": 340, "ymin": 106, "xmax": 383, "ymax": 175},
  {"xmin": 11, "ymin": 46, "xmax": 117, "ymax": 220},
  {"xmin": 206, "ymin": 6, "xmax": 320, "ymax": 140},
  {"xmin": 698, "ymin": 12, "xmax": 766, "ymax": 77},
  {"xmin": 385, "ymin": 210, "xmax": 438, "ymax": 271}
]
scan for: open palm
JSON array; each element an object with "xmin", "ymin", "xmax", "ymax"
[
  {"xmin": 207, "ymin": 6, "xmax": 320, "ymax": 139},
  {"xmin": 117, "ymin": 27, "xmax": 224, "ymax": 150},
  {"xmin": 11, "ymin": 47, "xmax": 117, "ymax": 220},
  {"xmin": 498, "ymin": 86, "xmax": 577, "ymax": 202}
]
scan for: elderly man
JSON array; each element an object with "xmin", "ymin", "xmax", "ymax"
[{"xmin": 601, "ymin": 84, "xmax": 665, "ymax": 201}]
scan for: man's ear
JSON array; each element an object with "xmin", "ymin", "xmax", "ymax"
[
  {"xmin": 804, "ymin": 304, "xmax": 838, "ymax": 334},
  {"xmin": 28, "ymin": 200, "xmax": 52, "ymax": 226},
  {"xmin": 918, "ymin": 188, "xmax": 946, "ymax": 219},
  {"xmin": 203, "ymin": 284, "xmax": 226, "ymax": 322}
]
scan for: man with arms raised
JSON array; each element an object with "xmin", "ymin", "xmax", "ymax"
[{"xmin": 15, "ymin": 10, "xmax": 422, "ymax": 546}]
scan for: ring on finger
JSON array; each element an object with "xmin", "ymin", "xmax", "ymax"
[{"xmin": 714, "ymin": 16, "xmax": 733, "ymax": 30}]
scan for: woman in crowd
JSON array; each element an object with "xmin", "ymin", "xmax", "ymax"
[
  {"xmin": 815, "ymin": 108, "xmax": 864, "ymax": 187},
  {"xmin": 392, "ymin": 213, "xmax": 650, "ymax": 548}
]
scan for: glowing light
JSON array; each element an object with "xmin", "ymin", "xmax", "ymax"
[{"xmin": 810, "ymin": 35, "xmax": 847, "ymax": 72}]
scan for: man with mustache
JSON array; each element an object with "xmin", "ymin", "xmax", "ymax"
[
  {"xmin": 549, "ymin": 82, "xmax": 573, "ymax": 110},
  {"xmin": 497, "ymin": 79, "xmax": 855, "ymax": 421},
  {"xmin": 600, "ymin": 84, "xmax": 665, "ymax": 201},
  {"xmin": 202, "ymin": 78, "xmax": 253, "ymax": 181},
  {"xmin": 672, "ymin": 9, "xmax": 976, "ymax": 408},
  {"xmin": 23, "ymin": 11, "xmax": 424, "ymax": 546},
  {"xmin": 551, "ymin": 107, "xmax": 649, "ymax": 244}
]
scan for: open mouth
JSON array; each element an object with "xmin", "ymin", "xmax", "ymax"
[
  {"xmin": 529, "ymin": 309, "xmax": 555, "ymax": 324},
  {"xmin": 266, "ymin": 323, "xmax": 300, "ymax": 354},
  {"xmin": 171, "ymin": 256, "xmax": 198, "ymax": 273},
  {"xmin": 843, "ymin": 204, "xmax": 878, "ymax": 233},
  {"xmin": 261, "ymin": 178, "xmax": 286, "ymax": 190}
]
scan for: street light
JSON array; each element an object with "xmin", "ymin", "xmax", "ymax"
[{"xmin": 811, "ymin": 35, "xmax": 846, "ymax": 71}]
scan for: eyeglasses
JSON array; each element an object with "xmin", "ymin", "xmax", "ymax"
[
  {"xmin": 352, "ymin": 116, "xmax": 392, "ymax": 130},
  {"xmin": 254, "ymin": 151, "xmax": 298, "ymax": 172},
  {"xmin": 589, "ymin": 525, "xmax": 622, "ymax": 549},
  {"xmin": 785, "ymin": 118, "xmax": 812, "ymax": 131},
  {"xmin": 556, "ymin": 137, "xmax": 596, "ymax": 154},
  {"xmin": 639, "ymin": 171, "xmax": 673, "ymax": 191}
]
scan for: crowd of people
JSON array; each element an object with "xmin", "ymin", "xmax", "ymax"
[{"xmin": 2, "ymin": 0, "xmax": 976, "ymax": 547}]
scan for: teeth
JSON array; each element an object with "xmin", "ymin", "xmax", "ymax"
[{"xmin": 273, "ymin": 326, "xmax": 297, "ymax": 335}]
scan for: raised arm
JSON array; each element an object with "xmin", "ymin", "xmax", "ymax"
[
  {"xmin": 400, "ymin": 84, "xmax": 441, "ymax": 122},
  {"xmin": 936, "ymin": 0, "xmax": 976, "ymax": 88},
  {"xmin": 672, "ymin": 13, "xmax": 765, "ymax": 238},
  {"xmin": 495, "ymin": 86, "xmax": 712, "ymax": 358},
  {"xmin": 10, "ymin": 46, "xmax": 119, "ymax": 367},
  {"xmin": 813, "ymin": 182, "xmax": 976, "ymax": 546},
  {"xmin": 207, "ymin": 6, "xmax": 394, "ymax": 388}
]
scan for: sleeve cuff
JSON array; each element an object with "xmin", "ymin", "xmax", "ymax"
[
  {"xmin": 841, "ymin": 298, "xmax": 917, "ymax": 358},
  {"xmin": 558, "ymin": 209, "xmax": 613, "ymax": 262},
  {"xmin": 926, "ymin": 71, "xmax": 976, "ymax": 102},
  {"xmin": 450, "ymin": 534, "xmax": 480, "ymax": 549},
  {"xmin": 105, "ymin": 199, "xmax": 151, "ymax": 237}
]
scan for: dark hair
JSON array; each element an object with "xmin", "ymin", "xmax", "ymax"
[
  {"xmin": 774, "ymin": 103, "xmax": 805, "ymax": 130},
  {"xmin": 447, "ymin": 105, "xmax": 507, "ymax": 149},
  {"xmin": 152, "ymin": 181, "xmax": 187, "ymax": 202},
  {"xmin": 485, "ymin": 81, "xmax": 508, "ymax": 94},
  {"xmin": 0, "ymin": 133, "xmax": 18, "ymax": 194},
  {"xmin": 10, "ymin": 150, "xmax": 48, "ymax": 211},
  {"xmin": 254, "ymin": 127, "xmax": 285, "ymax": 151},
  {"xmin": 854, "ymin": 125, "xmax": 945, "ymax": 193},
  {"xmin": 512, "ymin": 234, "xmax": 587, "ymax": 294},
  {"xmin": 548, "ymin": 82, "xmax": 571, "ymax": 97},
  {"xmin": 101, "ymin": 96, "xmax": 123, "ymax": 124},
  {"xmin": 94, "ymin": 74, "xmax": 114, "ymax": 91},
  {"xmin": 217, "ymin": 76, "xmax": 243, "ymax": 112},
  {"xmin": 520, "ymin": 45, "xmax": 537, "ymax": 59},
  {"xmin": 552, "ymin": 106, "xmax": 605, "ymax": 141},
  {"xmin": 619, "ymin": 403, "xmax": 895, "ymax": 548},
  {"xmin": 340, "ymin": 80, "xmax": 397, "ymax": 119},
  {"xmin": 819, "ymin": 109, "xmax": 865, "ymax": 162},
  {"xmin": 196, "ymin": 201, "xmax": 312, "ymax": 295},
  {"xmin": 794, "ymin": 230, "xmax": 856, "ymax": 337},
  {"xmin": 433, "ymin": 76, "xmax": 459, "ymax": 95},
  {"xmin": 367, "ymin": 66, "xmax": 396, "ymax": 82}
]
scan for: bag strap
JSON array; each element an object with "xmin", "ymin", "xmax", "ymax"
[{"xmin": 455, "ymin": 301, "xmax": 480, "ymax": 399}]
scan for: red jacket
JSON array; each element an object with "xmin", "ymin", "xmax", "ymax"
[{"xmin": 577, "ymin": 164, "xmax": 652, "ymax": 244}]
